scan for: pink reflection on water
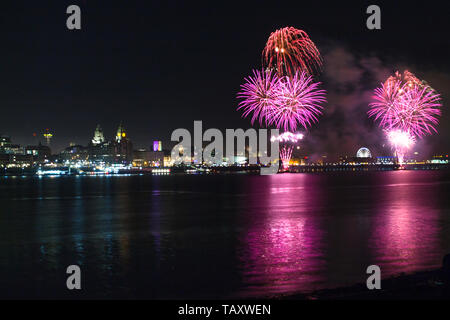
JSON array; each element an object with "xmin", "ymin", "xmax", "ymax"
[
  {"xmin": 370, "ymin": 171, "xmax": 442, "ymax": 276},
  {"xmin": 237, "ymin": 174, "xmax": 326, "ymax": 297}
]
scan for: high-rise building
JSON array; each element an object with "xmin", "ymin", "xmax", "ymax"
[
  {"xmin": 0, "ymin": 136, "xmax": 11, "ymax": 148},
  {"xmin": 114, "ymin": 122, "xmax": 133, "ymax": 163},
  {"xmin": 43, "ymin": 129, "xmax": 53, "ymax": 146},
  {"xmin": 91, "ymin": 124, "xmax": 105, "ymax": 145},
  {"xmin": 153, "ymin": 140, "xmax": 162, "ymax": 151},
  {"xmin": 116, "ymin": 121, "xmax": 127, "ymax": 143}
]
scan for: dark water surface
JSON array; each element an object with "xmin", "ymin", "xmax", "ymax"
[{"xmin": 1, "ymin": 171, "xmax": 450, "ymax": 299}]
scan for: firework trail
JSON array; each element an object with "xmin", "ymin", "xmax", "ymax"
[
  {"xmin": 237, "ymin": 69, "xmax": 281, "ymax": 126},
  {"xmin": 262, "ymin": 27, "xmax": 322, "ymax": 77},
  {"xmin": 280, "ymin": 145, "xmax": 294, "ymax": 170},
  {"xmin": 272, "ymin": 132, "xmax": 304, "ymax": 170},
  {"xmin": 267, "ymin": 71, "xmax": 327, "ymax": 132}
]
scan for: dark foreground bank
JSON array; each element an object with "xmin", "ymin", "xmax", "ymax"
[{"xmin": 280, "ymin": 268, "xmax": 449, "ymax": 300}]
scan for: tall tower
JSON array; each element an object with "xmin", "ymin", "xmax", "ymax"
[
  {"xmin": 114, "ymin": 122, "xmax": 133, "ymax": 163},
  {"xmin": 43, "ymin": 129, "xmax": 53, "ymax": 146},
  {"xmin": 92, "ymin": 124, "xmax": 105, "ymax": 145},
  {"xmin": 116, "ymin": 121, "xmax": 127, "ymax": 143}
]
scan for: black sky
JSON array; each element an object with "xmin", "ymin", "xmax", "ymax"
[{"xmin": 1, "ymin": 1, "xmax": 449, "ymax": 156}]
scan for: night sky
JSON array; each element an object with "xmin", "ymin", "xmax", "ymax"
[{"xmin": 1, "ymin": 1, "xmax": 449, "ymax": 158}]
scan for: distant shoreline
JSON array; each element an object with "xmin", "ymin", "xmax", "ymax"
[{"xmin": 1, "ymin": 163, "xmax": 449, "ymax": 177}]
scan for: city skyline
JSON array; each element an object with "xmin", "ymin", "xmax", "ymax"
[{"xmin": 1, "ymin": 1, "xmax": 449, "ymax": 156}]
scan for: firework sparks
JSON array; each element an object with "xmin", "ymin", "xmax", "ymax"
[
  {"xmin": 267, "ymin": 71, "xmax": 327, "ymax": 132},
  {"xmin": 270, "ymin": 131, "xmax": 304, "ymax": 143},
  {"xmin": 369, "ymin": 73, "xmax": 442, "ymax": 138},
  {"xmin": 280, "ymin": 145, "xmax": 294, "ymax": 170},
  {"xmin": 385, "ymin": 70, "xmax": 424, "ymax": 90},
  {"xmin": 237, "ymin": 27, "xmax": 325, "ymax": 173},
  {"xmin": 369, "ymin": 71, "xmax": 443, "ymax": 164},
  {"xmin": 397, "ymin": 86, "xmax": 442, "ymax": 137},
  {"xmin": 272, "ymin": 132, "xmax": 303, "ymax": 170},
  {"xmin": 386, "ymin": 129, "xmax": 415, "ymax": 165},
  {"xmin": 368, "ymin": 79, "xmax": 406, "ymax": 128},
  {"xmin": 262, "ymin": 27, "xmax": 322, "ymax": 77},
  {"xmin": 237, "ymin": 69, "xmax": 281, "ymax": 126}
]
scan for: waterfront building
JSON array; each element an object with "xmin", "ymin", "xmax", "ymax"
[
  {"xmin": 376, "ymin": 156, "xmax": 395, "ymax": 164},
  {"xmin": 43, "ymin": 129, "xmax": 53, "ymax": 146},
  {"xmin": 61, "ymin": 144, "xmax": 89, "ymax": 162},
  {"xmin": 114, "ymin": 122, "xmax": 133, "ymax": 163},
  {"xmin": 133, "ymin": 148, "xmax": 164, "ymax": 167},
  {"xmin": 153, "ymin": 140, "xmax": 162, "ymax": 152},
  {"xmin": 91, "ymin": 124, "xmax": 105, "ymax": 145},
  {"xmin": 356, "ymin": 147, "xmax": 372, "ymax": 158},
  {"xmin": 89, "ymin": 141, "xmax": 114, "ymax": 164},
  {"xmin": 0, "ymin": 136, "xmax": 11, "ymax": 148},
  {"xmin": 25, "ymin": 143, "xmax": 51, "ymax": 163}
]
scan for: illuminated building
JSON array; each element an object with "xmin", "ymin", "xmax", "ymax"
[
  {"xmin": 114, "ymin": 122, "xmax": 133, "ymax": 163},
  {"xmin": 25, "ymin": 143, "xmax": 51, "ymax": 163},
  {"xmin": 87, "ymin": 124, "xmax": 114, "ymax": 164},
  {"xmin": 132, "ymin": 148, "xmax": 164, "ymax": 167},
  {"xmin": 61, "ymin": 144, "xmax": 89, "ymax": 162},
  {"xmin": 1, "ymin": 144, "xmax": 24, "ymax": 155},
  {"xmin": 0, "ymin": 136, "xmax": 11, "ymax": 148},
  {"xmin": 116, "ymin": 122, "xmax": 127, "ymax": 143},
  {"xmin": 356, "ymin": 147, "xmax": 372, "ymax": 158},
  {"xmin": 153, "ymin": 140, "xmax": 162, "ymax": 152},
  {"xmin": 0, "ymin": 154, "xmax": 33, "ymax": 167},
  {"xmin": 163, "ymin": 154, "xmax": 172, "ymax": 167},
  {"xmin": 91, "ymin": 124, "xmax": 105, "ymax": 145},
  {"xmin": 376, "ymin": 156, "xmax": 395, "ymax": 164},
  {"xmin": 43, "ymin": 129, "xmax": 53, "ymax": 146}
]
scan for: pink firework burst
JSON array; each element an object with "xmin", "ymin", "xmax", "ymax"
[
  {"xmin": 396, "ymin": 86, "xmax": 442, "ymax": 137},
  {"xmin": 262, "ymin": 27, "xmax": 322, "ymax": 77},
  {"xmin": 369, "ymin": 77, "xmax": 442, "ymax": 138},
  {"xmin": 368, "ymin": 79, "xmax": 406, "ymax": 129},
  {"xmin": 267, "ymin": 71, "xmax": 327, "ymax": 132},
  {"xmin": 237, "ymin": 69, "xmax": 281, "ymax": 126}
]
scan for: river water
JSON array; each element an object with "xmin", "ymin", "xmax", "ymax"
[{"xmin": 1, "ymin": 171, "xmax": 449, "ymax": 298}]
